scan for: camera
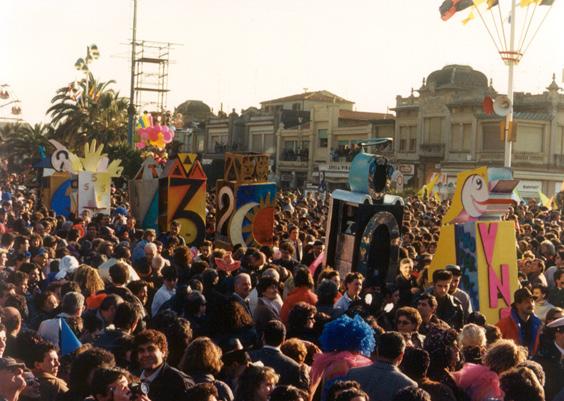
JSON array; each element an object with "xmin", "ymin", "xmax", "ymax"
[{"xmin": 128, "ymin": 382, "xmax": 149, "ymax": 400}]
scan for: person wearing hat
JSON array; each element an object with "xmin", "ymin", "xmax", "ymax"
[
  {"xmin": 0, "ymin": 357, "xmax": 27, "ymax": 401},
  {"xmin": 533, "ymin": 316, "xmax": 564, "ymax": 400},
  {"xmin": 496, "ymin": 288, "xmax": 542, "ymax": 354}
]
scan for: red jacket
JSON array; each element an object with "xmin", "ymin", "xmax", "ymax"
[
  {"xmin": 280, "ymin": 287, "xmax": 318, "ymax": 324},
  {"xmin": 496, "ymin": 308, "xmax": 541, "ymax": 355}
]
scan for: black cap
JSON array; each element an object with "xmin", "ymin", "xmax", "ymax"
[{"xmin": 514, "ymin": 287, "xmax": 534, "ymax": 304}]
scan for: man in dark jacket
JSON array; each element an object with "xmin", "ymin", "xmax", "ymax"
[
  {"xmin": 94, "ymin": 302, "xmax": 139, "ymax": 368},
  {"xmin": 345, "ymin": 332, "xmax": 416, "ymax": 401},
  {"xmin": 533, "ymin": 317, "xmax": 564, "ymax": 401},
  {"xmin": 249, "ymin": 320, "xmax": 308, "ymax": 390},
  {"xmin": 134, "ymin": 329, "xmax": 194, "ymax": 401},
  {"xmin": 430, "ymin": 269, "xmax": 464, "ymax": 330}
]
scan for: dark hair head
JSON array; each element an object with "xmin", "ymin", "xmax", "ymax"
[
  {"xmin": 396, "ymin": 307, "xmax": 422, "ymax": 329},
  {"xmin": 91, "ymin": 367, "xmax": 131, "ymax": 398},
  {"xmin": 185, "ymin": 382, "xmax": 219, "ymax": 401},
  {"xmin": 316, "ymin": 280, "xmax": 338, "ymax": 305},
  {"xmin": 109, "ymin": 262, "xmax": 129, "ymax": 285},
  {"xmin": 235, "ymin": 365, "xmax": 279, "ymax": 401},
  {"xmin": 432, "ymin": 269, "xmax": 452, "ymax": 283},
  {"xmin": 326, "ymin": 381, "xmax": 361, "ymax": 401},
  {"xmin": 514, "ymin": 288, "xmax": 533, "ymax": 304},
  {"xmin": 517, "ymin": 360, "xmax": 545, "ymax": 387},
  {"xmin": 68, "ymin": 347, "xmax": 116, "ymax": 395},
  {"xmin": 287, "ymin": 302, "xmax": 317, "ymax": 333},
  {"xmin": 294, "ymin": 267, "xmax": 314, "ymax": 288},
  {"xmin": 100, "ymin": 294, "xmax": 123, "ymax": 311},
  {"xmin": 179, "ymin": 336, "xmax": 223, "ymax": 376},
  {"xmin": 113, "ymin": 301, "xmax": 139, "ymax": 331},
  {"xmin": 270, "ymin": 385, "xmax": 308, "ymax": 401},
  {"xmin": 391, "ymin": 386, "xmax": 431, "ymax": 401},
  {"xmin": 263, "ymin": 320, "xmax": 286, "ymax": 346},
  {"xmin": 256, "ymin": 276, "xmax": 279, "ymax": 297},
  {"xmin": 467, "ymin": 311, "xmax": 487, "ymax": 327},
  {"xmin": 499, "ymin": 367, "xmax": 544, "ymax": 401},
  {"xmin": 335, "ymin": 388, "xmax": 369, "ymax": 401},
  {"xmin": 377, "ymin": 331, "xmax": 406, "ymax": 361},
  {"xmin": 162, "ymin": 265, "xmax": 178, "ymax": 281},
  {"xmin": 27, "ymin": 340, "xmax": 59, "ymax": 368},
  {"xmin": 417, "ymin": 293, "xmax": 437, "ymax": 309},
  {"xmin": 400, "ymin": 347, "xmax": 430, "ymax": 381},
  {"xmin": 485, "ymin": 324, "xmax": 502, "ymax": 345},
  {"xmin": 134, "ymin": 329, "xmax": 168, "ymax": 356},
  {"xmin": 532, "ymin": 284, "xmax": 549, "ymax": 296}
]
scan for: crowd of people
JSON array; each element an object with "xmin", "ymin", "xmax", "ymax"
[{"xmin": 0, "ymin": 170, "xmax": 562, "ymax": 401}]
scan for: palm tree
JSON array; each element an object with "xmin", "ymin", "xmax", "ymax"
[
  {"xmin": 47, "ymin": 74, "xmax": 129, "ymax": 151},
  {"xmin": 0, "ymin": 123, "xmax": 52, "ymax": 167}
]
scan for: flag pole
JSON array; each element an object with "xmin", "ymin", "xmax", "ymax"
[{"xmin": 504, "ymin": 0, "xmax": 517, "ymax": 168}]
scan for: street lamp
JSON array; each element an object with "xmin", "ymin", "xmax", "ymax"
[{"xmin": 75, "ymin": 44, "xmax": 100, "ymax": 99}]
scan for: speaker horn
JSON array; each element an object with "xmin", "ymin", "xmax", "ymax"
[{"xmin": 493, "ymin": 95, "xmax": 512, "ymax": 117}]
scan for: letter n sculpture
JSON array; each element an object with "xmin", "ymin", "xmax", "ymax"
[
  {"xmin": 429, "ymin": 167, "xmax": 520, "ymax": 323},
  {"xmin": 158, "ymin": 153, "xmax": 207, "ymax": 246}
]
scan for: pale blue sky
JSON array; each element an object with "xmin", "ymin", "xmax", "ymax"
[{"xmin": 2, "ymin": 0, "xmax": 563, "ymax": 124}]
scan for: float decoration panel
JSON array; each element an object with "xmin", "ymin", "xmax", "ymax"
[
  {"xmin": 158, "ymin": 154, "xmax": 207, "ymax": 246},
  {"xmin": 430, "ymin": 166, "xmax": 519, "ymax": 323}
]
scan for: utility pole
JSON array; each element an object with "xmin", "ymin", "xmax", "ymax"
[{"xmin": 127, "ymin": 0, "xmax": 138, "ymax": 147}]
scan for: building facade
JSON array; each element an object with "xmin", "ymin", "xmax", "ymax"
[{"xmin": 394, "ymin": 64, "xmax": 564, "ymax": 198}]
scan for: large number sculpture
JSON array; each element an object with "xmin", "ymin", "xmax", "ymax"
[
  {"xmin": 41, "ymin": 140, "xmax": 123, "ymax": 217},
  {"xmin": 429, "ymin": 167, "xmax": 520, "ymax": 323},
  {"xmin": 129, "ymin": 157, "xmax": 162, "ymax": 229},
  {"xmin": 158, "ymin": 153, "xmax": 207, "ymax": 246},
  {"xmin": 215, "ymin": 152, "xmax": 276, "ymax": 248},
  {"xmin": 324, "ymin": 139, "xmax": 404, "ymax": 286}
]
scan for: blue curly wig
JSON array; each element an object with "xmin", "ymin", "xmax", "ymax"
[{"xmin": 319, "ymin": 314, "xmax": 376, "ymax": 357}]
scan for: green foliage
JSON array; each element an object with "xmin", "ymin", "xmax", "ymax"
[
  {"xmin": 106, "ymin": 143, "xmax": 143, "ymax": 179},
  {"xmin": 0, "ymin": 122, "xmax": 52, "ymax": 169},
  {"xmin": 47, "ymin": 74, "xmax": 130, "ymax": 152}
]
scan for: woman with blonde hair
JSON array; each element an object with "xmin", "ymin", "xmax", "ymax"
[
  {"xmin": 73, "ymin": 264, "xmax": 105, "ymax": 297},
  {"xmin": 459, "ymin": 323, "xmax": 486, "ymax": 364},
  {"xmin": 453, "ymin": 339, "xmax": 528, "ymax": 401}
]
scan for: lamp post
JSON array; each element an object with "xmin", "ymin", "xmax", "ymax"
[{"xmin": 74, "ymin": 44, "xmax": 100, "ymax": 101}]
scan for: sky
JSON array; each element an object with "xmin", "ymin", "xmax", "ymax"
[{"xmin": 2, "ymin": 0, "xmax": 564, "ymax": 124}]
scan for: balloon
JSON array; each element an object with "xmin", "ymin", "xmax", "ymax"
[
  {"xmin": 150, "ymin": 132, "xmax": 166, "ymax": 150},
  {"xmin": 162, "ymin": 126, "xmax": 173, "ymax": 143},
  {"xmin": 148, "ymin": 127, "xmax": 159, "ymax": 142},
  {"xmin": 138, "ymin": 128, "xmax": 149, "ymax": 141}
]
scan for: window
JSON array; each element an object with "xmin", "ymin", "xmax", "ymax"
[
  {"xmin": 451, "ymin": 123, "xmax": 473, "ymax": 151},
  {"xmin": 292, "ymin": 103, "xmax": 301, "ymax": 111},
  {"xmin": 250, "ymin": 134, "xmax": 262, "ymax": 152},
  {"xmin": 284, "ymin": 140, "xmax": 297, "ymax": 151},
  {"xmin": 514, "ymin": 124, "xmax": 543, "ymax": 153},
  {"xmin": 482, "ymin": 123, "xmax": 504, "ymax": 151},
  {"xmin": 318, "ymin": 129, "xmax": 328, "ymax": 148},
  {"xmin": 210, "ymin": 134, "xmax": 228, "ymax": 152},
  {"xmin": 263, "ymin": 134, "xmax": 274, "ymax": 154},
  {"xmin": 424, "ymin": 117, "xmax": 443, "ymax": 144},
  {"xmin": 399, "ymin": 125, "xmax": 417, "ymax": 152},
  {"xmin": 302, "ymin": 140, "xmax": 309, "ymax": 151}
]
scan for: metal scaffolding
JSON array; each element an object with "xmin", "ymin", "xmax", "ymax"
[{"xmin": 133, "ymin": 40, "xmax": 178, "ymax": 113}]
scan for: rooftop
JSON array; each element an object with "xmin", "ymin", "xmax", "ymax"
[{"xmin": 261, "ymin": 90, "xmax": 354, "ymax": 105}]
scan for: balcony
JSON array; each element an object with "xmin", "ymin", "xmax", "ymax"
[
  {"xmin": 419, "ymin": 143, "xmax": 445, "ymax": 158},
  {"xmin": 512, "ymin": 153, "xmax": 545, "ymax": 164}
]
